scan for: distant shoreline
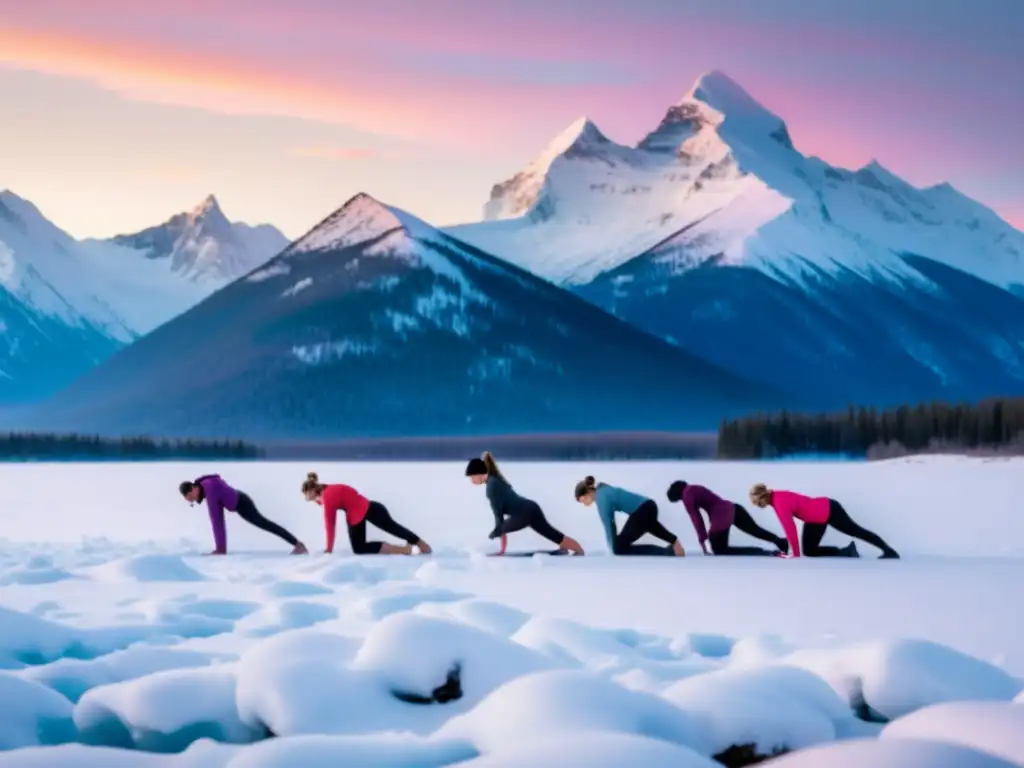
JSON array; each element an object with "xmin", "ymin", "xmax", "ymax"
[{"xmin": 259, "ymin": 431, "xmax": 719, "ymax": 461}]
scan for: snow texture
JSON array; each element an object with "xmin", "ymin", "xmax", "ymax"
[{"xmin": 0, "ymin": 457, "xmax": 1021, "ymax": 766}]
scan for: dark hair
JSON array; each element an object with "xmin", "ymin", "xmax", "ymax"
[
  {"xmin": 574, "ymin": 475, "xmax": 597, "ymax": 500},
  {"xmin": 301, "ymin": 472, "xmax": 325, "ymax": 495},
  {"xmin": 666, "ymin": 481, "xmax": 688, "ymax": 503},
  {"xmin": 466, "ymin": 451, "xmax": 503, "ymax": 479},
  {"xmin": 179, "ymin": 481, "xmax": 196, "ymax": 497}
]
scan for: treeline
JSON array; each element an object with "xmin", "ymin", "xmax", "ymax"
[
  {"xmin": 0, "ymin": 432, "xmax": 264, "ymax": 461},
  {"xmin": 717, "ymin": 397, "xmax": 1024, "ymax": 459}
]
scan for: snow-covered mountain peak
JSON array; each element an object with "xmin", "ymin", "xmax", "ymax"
[
  {"xmin": 482, "ymin": 116, "xmax": 632, "ymax": 222},
  {"xmin": 640, "ymin": 70, "xmax": 794, "ymax": 157},
  {"xmin": 288, "ymin": 193, "xmax": 439, "ymax": 257},
  {"xmin": 535, "ymin": 116, "xmax": 611, "ymax": 165}
]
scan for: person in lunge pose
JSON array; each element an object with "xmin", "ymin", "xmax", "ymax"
[
  {"xmin": 466, "ymin": 452, "xmax": 584, "ymax": 555},
  {"xmin": 179, "ymin": 474, "xmax": 308, "ymax": 555},
  {"xmin": 575, "ymin": 476, "xmax": 685, "ymax": 557},
  {"xmin": 667, "ymin": 480, "xmax": 786, "ymax": 556},
  {"xmin": 748, "ymin": 483, "xmax": 900, "ymax": 559},
  {"xmin": 301, "ymin": 472, "xmax": 431, "ymax": 555}
]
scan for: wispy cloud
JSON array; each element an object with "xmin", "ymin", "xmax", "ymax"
[{"xmin": 286, "ymin": 146, "xmax": 377, "ymax": 160}]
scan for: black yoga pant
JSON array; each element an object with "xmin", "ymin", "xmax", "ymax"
[
  {"xmin": 615, "ymin": 500, "xmax": 677, "ymax": 556},
  {"xmin": 500, "ymin": 502, "xmax": 565, "ymax": 545},
  {"xmin": 708, "ymin": 504, "xmax": 782, "ymax": 556},
  {"xmin": 802, "ymin": 499, "xmax": 894, "ymax": 556},
  {"xmin": 235, "ymin": 492, "xmax": 300, "ymax": 546},
  {"xmin": 348, "ymin": 501, "xmax": 421, "ymax": 554}
]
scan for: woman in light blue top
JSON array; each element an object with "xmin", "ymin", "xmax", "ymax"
[{"xmin": 574, "ymin": 476, "xmax": 685, "ymax": 556}]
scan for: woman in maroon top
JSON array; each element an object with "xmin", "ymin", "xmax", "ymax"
[{"xmin": 667, "ymin": 481, "xmax": 786, "ymax": 556}]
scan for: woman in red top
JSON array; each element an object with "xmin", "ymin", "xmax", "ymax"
[
  {"xmin": 749, "ymin": 483, "xmax": 899, "ymax": 559},
  {"xmin": 301, "ymin": 472, "xmax": 431, "ymax": 555}
]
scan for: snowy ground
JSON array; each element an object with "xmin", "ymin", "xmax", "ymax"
[{"xmin": 1, "ymin": 458, "xmax": 1022, "ymax": 767}]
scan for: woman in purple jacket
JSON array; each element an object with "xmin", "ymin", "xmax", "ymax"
[
  {"xmin": 667, "ymin": 480, "xmax": 786, "ymax": 556},
  {"xmin": 179, "ymin": 474, "xmax": 308, "ymax": 555}
]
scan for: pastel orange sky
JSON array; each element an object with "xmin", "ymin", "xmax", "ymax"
[{"xmin": 1, "ymin": 0, "xmax": 1021, "ymax": 238}]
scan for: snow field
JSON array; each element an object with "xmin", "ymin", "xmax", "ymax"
[{"xmin": 0, "ymin": 458, "xmax": 1021, "ymax": 765}]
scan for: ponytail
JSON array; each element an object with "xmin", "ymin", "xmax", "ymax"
[{"xmin": 481, "ymin": 451, "xmax": 504, "ymax": 480}]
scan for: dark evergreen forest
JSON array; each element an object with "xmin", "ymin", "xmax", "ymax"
[{"xmin": 718, "ymin": 398, "xmax": 1024, "ymax": 459}]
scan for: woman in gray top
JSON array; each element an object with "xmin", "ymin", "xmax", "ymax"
[{"xmin": 466, "ymin": 452, "xmax": 584, "ymax": 555}]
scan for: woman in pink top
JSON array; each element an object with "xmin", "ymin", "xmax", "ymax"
[{"xmin": 748, "ymin": 484, "xmax": 899, "ymax": 559}]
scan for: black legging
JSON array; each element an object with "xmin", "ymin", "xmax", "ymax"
[
  {"xmin": 348, "ymin": 501, "xmax": 421, "ymax": 554},
  {"xmin": 802, "ymin": 499, "xmax": 895, "ymax": 557},
  {"xmin": 235, "ymin": 492, "xmax": 300, "ymax": 546},
  {"xmin": 708, "ymin": 504, "xmax": 784, "ymax": 556},
  {"xmin": 615, "ymin": 500, "xmax": 677, "ymax": 556},
  {"xmin": 498, "ymin": 501, "xmax": 565, "ymax": 545}
]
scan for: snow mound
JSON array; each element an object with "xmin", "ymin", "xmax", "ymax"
[
  {"xmin": 93, "ymin": 555, "xmax": 205, "ymax": 583},
  {"xmin": 319, "ymin": 561, "xmax": 387, "ymax": 586},
  {"xmin": 74, "ymin": 666, "xmax": 262, "ymax": 752},
  {"xmin": 881, "ymin": 701, "xmax": 1024, "ymax": 766},
  {"xmin": 351, "ymin": 585, "xmax": 468, "ymax": 620},
  {"xmin": 457, "ymin": 731, "xmax": 718, "ymax": 767},
  {"xmin": 662, "ymin": 664, "xmax": 855, "ymax": 758},
  {"xmin": 0, "ymin": 564, "xmax": 78, "ymax": 585},
  {"xmin": 764, "ymin": 737, "xmax": 1020, "ymax": 767},
  {"xmin": 0, "ymin": 740, "xmax": 238, "ymax": 766},
  {"xmin": 20, "ymin": 646, "xmax": 226, "ymax": 703},
  {"xmin": 511, "ymin": 615, "xmax": 701, "ymax": 680},
  {"xmin": 234, "ymin": 629, "xmax": 362, "ymax": 737},
  {"xmin": 435, "ymin": 670, "xmax": 707, "ymax": 755},
  {"xmin": 223, "ymin": 733, "xmax": 475, "ymax": 768},
  {"xmin": 262, "ymin": 581, "xmax": 333, "ymax": 598},
  {"xmin": 352, "ymin": 612, "xmax": 554, "ymax": 707},
  {"xmin": 412, "ymin": 599, "xmax": 531, "ymax": 636},
  {"xmin": 783, "ymin": 639, "xmax": 1022, "ymax": 720},
  {"xmin": 233, "ymin": 600, "xmax": 338, "ymax": 638},
  {"xmin": 0, "ymin": 606, "xmax": 81, "ymax": 668},
  {"xmin": 0, "ymin": 672, "xmax": 77, "ymax": 749}
]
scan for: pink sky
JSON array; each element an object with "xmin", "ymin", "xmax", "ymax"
[{"xmin": 0, "ymin": 0, "xmax": 1021, "ymax": 236}]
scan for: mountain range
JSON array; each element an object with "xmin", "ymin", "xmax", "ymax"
[
  {"xmin": 449, "ymin": 71, "xmax": 1024, "ymax": 407},
  {"xmin": 30, "ymin": 194, "xmax": 783, "ymax": 439},
  {"xmin": 0, "ymin": 192, "xmax": 286, "ymax": 401},
  {"xmin": 4, "ymin": 69, "xmax": 1024, "ymax": 437}
]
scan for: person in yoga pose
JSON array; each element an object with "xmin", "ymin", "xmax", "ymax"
[
  {"xmin": 179, "ymin": 474, "xmax": 307, "ymax": 555},
  {"xmin": 575, "ymin": 476, "xmax": 685, "ymax": 557},
  {"xmin": 301, "ymin": 473, "xmax": 431, "ymax": 555},
  {"xmin": 466, "ymin": 452, "xmax": 584, "ymax": 555},
  {"xmin": 666, "ymin": 480, "xmax": 786, "ymax": 556},
  {"xmin": 748, "ymin": 483, "xmax": 900, "ymax": 559}
]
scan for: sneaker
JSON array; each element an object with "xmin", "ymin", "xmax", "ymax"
[
  {"xmin": 879, "ymin": 549, "xmax": 900, "ymax": 559},
  {"xmin": 291, "ymin": 543, "xmax": 309, "ymax": 555}
]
